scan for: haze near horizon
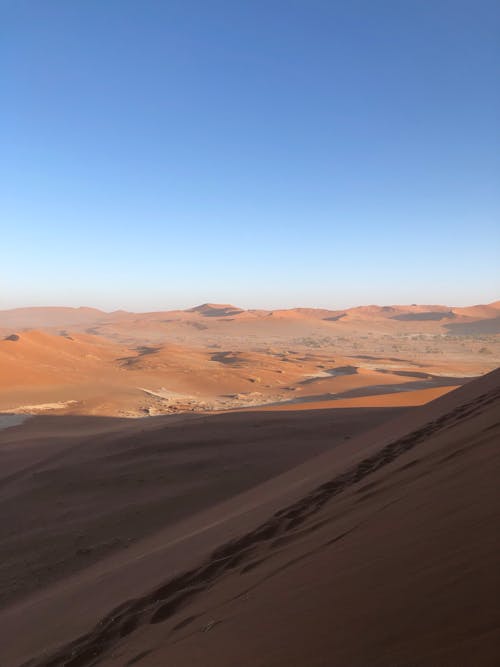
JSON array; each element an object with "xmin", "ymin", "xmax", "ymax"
[{"xmin": 2, "ymin": 0, "xmax": 499, "ymax": 310}]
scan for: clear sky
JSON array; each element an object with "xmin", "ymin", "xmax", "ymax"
[{"xmin": 2, "ymin": 0, "xmax": 499, "ymax": 311}]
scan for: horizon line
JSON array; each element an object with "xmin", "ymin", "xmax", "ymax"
[{"xmin": 1, "ymin": 298, "xmax": 499, "ymax": 314}]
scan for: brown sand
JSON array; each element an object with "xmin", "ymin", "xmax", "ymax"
[
  {"xmin": 256, "ymin": 384, "xmax": 460, "ymax": 410},
  {"xmin": 2, "ymin": 298, "xmax": 498, "ymax": 417},
  {"xmin": 1, "ymin": 369, "xmax": 499, "ymax": 666},
  {"xmin": 0, "ymin": 405, "xmax": 403, "ymax": 610}
]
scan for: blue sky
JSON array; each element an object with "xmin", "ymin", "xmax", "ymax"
[{"xmin": 2, "ymin": 0, "xmax": 499, "ymax": 311}]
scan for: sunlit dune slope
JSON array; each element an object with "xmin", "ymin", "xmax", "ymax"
[{"xmin": 0, "ymin": 330, "xmax": 123, "ymax": 387}]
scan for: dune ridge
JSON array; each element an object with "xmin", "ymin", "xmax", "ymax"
[{"xmin": 1, "ymin": 299, "xmax": 498, "ymax": 417}]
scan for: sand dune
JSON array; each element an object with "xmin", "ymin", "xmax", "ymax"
[
  {"xmin": 0, "ymin": 306, "xmax": 107, "ymax": 329},
  {"xmin": 1, "ymin": 370, "xmax": 499, "ymax": 666},
  {"xmin": 1, "ymin": 404, "xmax": 406, "ymax": 664},
  {"xmin": 2, "ymin": 299, "xmax": 500, "ymax": 333},
  {"xmin": 0, "ymin": 330, "xmax": 124, "ymax": 388},
  {"xmin": 186, "ymin": 303, "xmax": 245, "ymax": 317},
  {"xmin": 453, "ymin": 301, "xmax": 500, "ymax": 319},
  {"xmin": 1, "ymin": 301, "xmax": 498, "ymax": 664},
  {"xmin": 0, "ymin": 330, "xmax": 484, "ymax": 416},
  {"xmin": 1, "ymin": 298, "xmax": 498, "ymax": 417},
  {"xmin": 0, "ymin": 406, "xmax": 406, "ymax": 608}
]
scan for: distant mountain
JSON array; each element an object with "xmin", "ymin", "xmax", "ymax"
[
  {"xmin": 0, "ymin": 306, "xmax": 108, "ymax": 329},
  {"xmin": 1, "ymin": 300, "xmax": 499, "ymax": 331},
  {"xmin": 186, "ymin": 303, "xmax": 245, "ymax": 317}
]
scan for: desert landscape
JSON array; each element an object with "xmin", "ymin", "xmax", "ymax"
[
  {"xmin": 1, "ymin": 301, "xmax": 499, "ymax": 417},
  {"xmin": 3, "ymin": 1, "xmax": 499, "ymax": 665},
  {"xmin": 0, "ymin": 301, "xmax": 499, "ymax": 666}
]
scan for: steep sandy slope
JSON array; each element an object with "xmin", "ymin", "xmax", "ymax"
[
  {"xmin": 3, "ymin": 369, "xmax": 499, "ymax": 666},
  {"xmin": 0, "ymin": 330, "xmax": 124, "ymax": 388},
  {"xmin": 0, "ymin": 405, "xmax": 404, "ymax": 610}
]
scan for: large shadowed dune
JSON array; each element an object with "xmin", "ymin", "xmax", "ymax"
[
  {"xmin": 0, "ymin": 405, "xmax": 404, "ymax": 611},
  {"xmin": 2, "ymin": 369, "xmax": 499, "ymax": 666}
]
